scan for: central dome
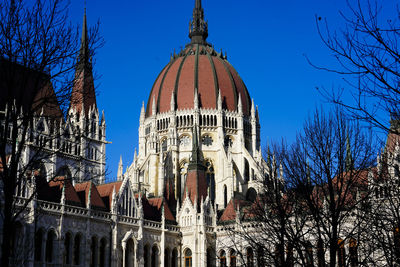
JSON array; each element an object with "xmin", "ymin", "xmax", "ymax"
[
  {"xmin": 145, "ymin": 0, "xmax": 251, "ymax": 118},
  {"xmin": 145, "ymin": 44, "xmax": 251, "ymax": 117}
]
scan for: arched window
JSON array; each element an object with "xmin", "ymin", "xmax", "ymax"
[
  {"xmin": 184, "ymin": 248, "xmax": 192, "ymax": 267},
  {"xmin": 64, "ymin": 233, "xmax": 72, "ymax": 264},
  {"xmin": 246, "ymin": 187, "xmax": 257, "ymax": 202},
  {"xmin": 99, "ymin": 238, "xmax": 107, "ymax": 267},
  {"xmin": 171, "ymin": 248, "xmax": 178, "ymax": 267},
  {"xmin": 257, "ymin": 247, "xmax": 264, "ymax": 267},
  {"xmin": 244, "ymin": 159, "xmax": 250, "ymax": 182},
  {"xmin": 337, "ymin": 239, "xmax": 345, "ymax": 267},
  {"xmin": 205, "ymin": 160, "xmax": 215, "ymax": 203},
  {"xmin": 223, "ymin": 185, "xmax": 227, "ymax": 208},
  {"xmin": 73, "ymin": 234, "xmax": 81, "ymax": 265},
  {"xmin": 151, "ymin": 245, "xmax": 159, "ymax": 267},
  {"xmin": 34, "ymin": 229, "xmax": 43, "ymax": 261},
  {"xmin": 91, "ymin": 236, "xmax": 98, "ymax": 267},
  {"xmin": 45, "ymin": 230, "xmax": 56, "ymax": 263},
  {"xmin": 219, "ymin": 250, "xmax": 226, "ymax": 267},
  {"xmin": 164, "ymin": 248, "xmax": 170, "ymax": 267},
  {"xmin": 144, "ymin": 244, "xmax": 150, "ymax": 267},
  {"xmin": 229, "ymin": 249, "xmax": 236, "ymax": 267},
  {"xmin": 246, "ymin": 247, "xmax": 254, "ymax": 267},
  {"xmin": 207, "ymin": 247, "xmax": 214, "ymax": 267},
  {"xmin": 125, "ymin": 238, "xmax": 135, "ymax": 267},
  {"xmin": 349, "ymin": 238, "xmax": 358, "ymax": 267}
]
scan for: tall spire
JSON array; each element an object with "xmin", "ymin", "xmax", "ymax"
[
  {"xmin": 189, "ymin": 0, "xmax": 208, "ymax": 44},
  {"xmin": 70, "ymin": 8, "xmax": 97, "ymax": 116},
  {"xmin": 78, "ymin": 7, "xmax": 89, "ymax": 71}
]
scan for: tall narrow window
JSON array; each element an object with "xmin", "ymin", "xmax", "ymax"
[
  {"xmin": 349, "ymin": 238, "xmax": 358, "ymax": 267},
  {"xmin": 171, "ymin": 248, "xmax": 178, "ymax": 267},
  {"xmin": 74, "ymin": 234, "xmax": 81, "ymax": 265},
  {"xmin": 64, "ymin": 233, "xmax": 71, "ymax": 264},
  {"xmin": 257, "ymin": 247, "xmax": 264, "ymax": 267},
  {"xmin": 207, "ymin": 248, "xmax": 214, "ymax": 267},
  {"xmin": 337, "ymin": 239, "xmax": 345, "ymax": 267},
  {"xmin": 99, "ymin": 238, "xmax": 106, "ymax": 267},
  {"xmin": 34, "ymin": 229, "xmax": 43, "ymax": 261},
  {"xmin": 45, "ymin": 230, "xmax": 55, "ymax": 263},
  {"xmin": 151, "ymin": 245, "xmax": 159, "ymax": 267},
  {"xmin": 144, "ymin": 245, "xmax": 149, "ymax": 267},
  {"xmin": 229, "ymin": 249, "xmax": 236, "ymax": 267},
  {"xmin": 164, "ymin": 248, "xmax": 170, "ymax": 267},
  {"xmin": 219, "ymin": 250, "xmax": 226, "ymax": 267},
  {"xmin": 185, "ymin": 248, "xmax": 192, "ymax": 267},
  {"xmin": 223, "ymin": 185, "xmax": 227, "ymax": 208},
  {"xmin": 91, "ymin": 236, "xmax": 98, "ymax": 267},
  {"xmin": 247, "ymin": 247, "xmax": 254, "ymax": 267}
]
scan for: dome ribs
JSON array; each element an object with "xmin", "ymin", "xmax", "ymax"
[
  {"xmin": 206, "ymin": 52, "xmax": 219, "ymax": 109},
  {"xmin": 159, "ymin": 56, "xmax": 184, "ymax": 114},
  {"xmin": 177, "ymin": 48, "xmax": 196, "ymax": 110},
  {"xmin": 146, "ymin": 64, "xmax": 169, "ymax": 117},
  {"xmin": 212, "ymin": 56, "xmax": 236, "ymax": 112},
  {"xmin": 145, "ymin": 44, "xmax": 251, "ymax": 117},
  {"xmin": 198, "ymin": 52, "xmax": 216, "ymax": 109},
  {"xmin": 226, "ymin": 61, "xmax": 250, "ymax": 115},
  {"xmin": 218, "ymin": 57, "xmax": 238, "ymax": 111}
]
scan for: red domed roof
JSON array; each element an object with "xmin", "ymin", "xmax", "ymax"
[{"xmin": 146, "ymin": 44, "xmax": 251, "ymax": 117}]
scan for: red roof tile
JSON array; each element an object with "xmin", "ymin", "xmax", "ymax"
[
  {"xmin": 74, "ymin": 181, "xmax": 106, "ymax": 210},
  {"xmin": 145, "ymin": 44, "xmax": 251, "ymax": 117}
]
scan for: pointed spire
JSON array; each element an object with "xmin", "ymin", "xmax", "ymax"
[
  {"xmin": 117, "ymin": 155, "xmax": 123, "ymax": 181},
  {"xmin": 251, "ymin": 99, "xmax": 255, "ymax": 118},
  {"xmin": 78, "ymin": 7, "xmax": 89, "ymax": 71},
  {"xmin": 217, "ymin": 89, "xmax": 222, "ymax": 110},
  {"xmin": 170, "ymin": 92, "xmax": 175, "ymax": 111},
  {"xmin": 237, "ymin": 94, "xmax": 243, "ymax": 114},
  {"xmin": 194, "ymin": 87, "xmax": 199, "ymax": 109},
  {"xmin": 152, "ymin": 96, "xmax": 156, "ymax": 116},
  {"xmin": 189, "ymin": 0, "xmax": 208, "ymax": 44},
  {"xmin": 70, "ymin": 8, "xmax": 97, "ymax": 116}
]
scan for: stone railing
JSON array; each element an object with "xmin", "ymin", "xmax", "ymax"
[
  {"xmin": 144, "ymin": 220, "xmax": 162, "ymax": 229},
  {"xmin": 165, "ymin": 224, "xmax": 180, "ymax": 232},
  {"xmin": 38, "ymin": 200, "xmax": 63, "ymax": 212},
  {"xmin": 118, "ymin": 215, "xmax": 139, "ymax": 225}
]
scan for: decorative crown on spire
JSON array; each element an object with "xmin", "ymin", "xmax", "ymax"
[{"xmin": 189, "ymin": 0, "xmax": 208, "ymax": 44}]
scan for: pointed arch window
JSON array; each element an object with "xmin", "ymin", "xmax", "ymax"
[
  {"xmin": 219, "ymin": 250, "xmax": 226, "ymax": 267},
  {"xmin": 229, "ymin": 249, "xmax": 236, "ymax": 267},
  {"xmin": 349, "ymin": 238, "xmax": 358, "ymax": 267},
  {"xmin": 223, "ymin": 185, "xmax": 227, "ymax": 208},
  {"xmin": 337, "ymin": 239, "xmax": 345, "ymax": 267},
  {"xmin": 184, "ymin": 248, "xmax": 192, "ymax": 267}
]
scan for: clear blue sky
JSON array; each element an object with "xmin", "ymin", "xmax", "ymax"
[{"xmin": 66, "ymin": 0, "xmax": 397, "ymax": 181}]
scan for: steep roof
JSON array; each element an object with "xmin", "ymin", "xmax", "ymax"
[
  {"xmin": 97, "ymin": 181, "xmax": 123, "ymax": 210},
  {"xmin": 74, "ymin": 181, "xmax": 106, "ymax": 210},
  {"xmin": 0, "ymin": 59, "xmax": 63, "ymax": 119},
  {"xmin": 48, "ymin": 177, "xmax": 82, "ymax": 206}
]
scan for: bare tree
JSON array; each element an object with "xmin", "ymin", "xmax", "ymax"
[
  {"xmin": 0, "ymin": 0, "xmax": 102, "ymax": 266},
  {"xmin": 281, "ymin": 108, "xmax": 377, "ymax": 267},
  {"xmin": 310, "ymin": 0, "xmax": 400, "ymax": 133},
  {"xmin": 218, "ymin": 149, "xmax": 313, "ymax": 267}
]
